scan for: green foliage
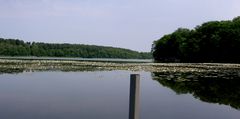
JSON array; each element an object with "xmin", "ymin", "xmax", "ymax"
[
  {"xmin": 0, "ymin": 38, "xmax": 152, "ymax": 59},
  {"xmin": 152, "ymin": 16, "xmax": 240, "ymax": 63}
]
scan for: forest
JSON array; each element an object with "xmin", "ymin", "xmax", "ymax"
[
  {"xmin": 0, "ymin": 38, "xmax": 152, "ymax": 59},
  {"xmin": 152, "ymin": 16, "xmax": 240, "ymax": 63}
]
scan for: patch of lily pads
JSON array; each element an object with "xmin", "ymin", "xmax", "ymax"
[{"xmin": 0, "ymin": 59, "xmax": 240, "ymax": 79}]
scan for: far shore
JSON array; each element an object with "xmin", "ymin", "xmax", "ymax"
[{"xmin": 0, "ymin": 56, "xmax": 153, "ymax": 63}]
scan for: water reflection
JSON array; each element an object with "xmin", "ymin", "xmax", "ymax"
[
  {"xmin": 0, "ymin": 68, "xmax": 24, "ymax": 74},
  {"xmin": 152, "ymin": 72, "xmax": 240, "ymax": 110},
  {"xmin": 0, "ymin": 67, "xmax": 100, "ymax": 74},
  {"xmin": 0, "ymin": 70, "xmax": 240, "ymax": 119}
]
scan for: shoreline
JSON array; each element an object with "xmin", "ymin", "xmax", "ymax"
[{"xmin": 0, "ymin": 56, "xmax": 153, "ymax": 63}]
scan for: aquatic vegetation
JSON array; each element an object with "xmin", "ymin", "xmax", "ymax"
[{"xmin": 0, "ymin": 59, "xmax": 240, "ymax": 79}]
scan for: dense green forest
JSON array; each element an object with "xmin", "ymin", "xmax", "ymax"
[
  {"xmin": 0, "ymin": 38, "xmax": 152, "ymax": 59},
  {"xmin": 152, "ymin": 16, "xmax": 240, "ymax": 63}
]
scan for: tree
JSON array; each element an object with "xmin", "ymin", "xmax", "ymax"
[
  {"xmin": 152, "ymin": 16, "xmax": 240, "ymax": 63},
  {"xmin": 0, "ymin": 38, "xmax": 152, "ymax": 59}
]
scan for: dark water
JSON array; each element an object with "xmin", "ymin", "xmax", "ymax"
[{"xmin": 0, "ymin": 71, "xmax": 239, "ymax": 119}]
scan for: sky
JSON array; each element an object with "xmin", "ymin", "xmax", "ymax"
[{"xmin": 0, "ymin": 0, "xmax": 240, "ymax": 52}]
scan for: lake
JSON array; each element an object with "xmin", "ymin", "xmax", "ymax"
[{"xmin": 0, "ymin": 69, "xmax": 240, "ymax": 119}]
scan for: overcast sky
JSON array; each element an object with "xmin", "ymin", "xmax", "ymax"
[{"xmin": 0, "ymin": 0, "xmax": 239, "ymax": 52}]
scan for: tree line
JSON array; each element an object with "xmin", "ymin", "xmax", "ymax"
[
  {"xmin": 0, "ymin": 38, "xmax": 152, "ymax": 59},
  {"xmin": 152, "ymin": 16, "xmax": 240, "ymax": 63}
]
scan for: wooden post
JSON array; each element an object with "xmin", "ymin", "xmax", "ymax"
[{"xmin": 129, "ymin": 74, "xmax": 140, "ymax": 119}]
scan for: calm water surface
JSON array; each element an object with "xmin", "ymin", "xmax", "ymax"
[{"xmin": 0, "ymin": 71, "xmax": 239, "ymax": 119}]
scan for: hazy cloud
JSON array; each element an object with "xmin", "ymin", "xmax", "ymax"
[{"xmin": 0, "ymin": 0, "xmax": 239, "ymax": 51}]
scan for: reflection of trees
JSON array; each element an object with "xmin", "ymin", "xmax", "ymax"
[
  {"xmin": 0, "ymin": 67, "xmax": 96, "ymax": 74},
  {"xmin": 0, "ymin": 66, "xmax": 111, "ymax": 74},
  {"xmin": 152, "ymin": 72, "xmax": 240, "ymax": 110},
  {"xmin": 0, "ymin": 68, "xmax": 25, "ymax": 74}
]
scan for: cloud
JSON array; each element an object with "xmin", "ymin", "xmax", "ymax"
[
  {"xmin": 0, "ymin": 0, "xmax": 112, "ymax": 18},
  {"xmin": 0, "ymin": 0, "xmax": 240, "ymax": 51}
]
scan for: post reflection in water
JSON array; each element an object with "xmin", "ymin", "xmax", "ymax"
[{"xmin": 152, "ymin": 72, "xmax": 240, "ymax": 110}]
